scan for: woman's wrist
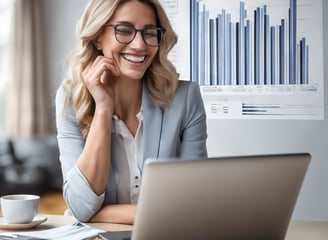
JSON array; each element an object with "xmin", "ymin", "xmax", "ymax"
[{"xmin": 95, "ymin": 103, "xmax": 114, "ymax": 118}]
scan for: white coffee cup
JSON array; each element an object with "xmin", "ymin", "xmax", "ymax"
[{"xmin": 0, "ymin": 194, "xmax": 40, "ymax": 224}]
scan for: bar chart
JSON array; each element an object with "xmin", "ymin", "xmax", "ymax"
[
  {"xmin": 158, "ymin": 0, "xmax": 323, "ymax": 119},
  {"xmin": 191, "ymin": 0, "xmax": 309, "ymax": 86}
]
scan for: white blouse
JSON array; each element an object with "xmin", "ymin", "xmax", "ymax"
[{"xmin": 111, "ymin": 111, "xmax": 143, "ymax": 204}]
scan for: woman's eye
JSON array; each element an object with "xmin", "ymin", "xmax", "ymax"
[
  {"xmin": 117, "ymin": 27, "xmax": 133, "ymax": 35},
  {"xmin": 144, "ymin": 29, "xmax": 158, "ymax": 38}
]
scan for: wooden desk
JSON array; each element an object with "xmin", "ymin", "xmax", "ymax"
[
  {"xmin": 1, "ymin": 215, "xmax": 328, "ymax": 239},
  {"xmin": 43, "ymin": 214, "xmax": 133, "ymax": 232},
  {"xmin": 285, "ymin": 220, "xmax": 328, "ymax": 240},
  {"xmin": 89, "ymin": 218, "xmax": 328, "ymax": 240}
]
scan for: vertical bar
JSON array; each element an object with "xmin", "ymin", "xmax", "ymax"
[
  {"xmin": 223, "ymin": 10, "xmax": 228, "ymax": 85},
  {"xmin": 264, "ymin": 7, "xmax": 270, "ymax": 85},
  {"xmin": 231, "ymin": 23, "xmax": 236, "ymax": 85},
  {"xmin": 271, "ymin": 26, "xmax": 276, "ymax": 84},
  {"xmin": 276, "ymin": 26, "xmax": 280, "ymax": 84},
  {"xmin": 300, "ymin": 38, "xmax": 306, "ymax": 84},
  {"xmin": 209, "ymin": 19, "xmax": 215, "ymax": 85},
  {"xmin": 191, "ymin": 0, "xmax": 198, "ymax": 83},
  {"xmin": 297, "ymin": 42, "xmax": 300, "ymax": 84},
  {"xmin": 245, "ymin": 20, "xmax": 252, "ymax": 85},
  {"xmin": 239, "ymin": 1, "xmax": 246, "ymax": 85},
  {"xmin": 259, "ymin": 7, "xmax": 265, "ymax": 85},
  {"xmin": 199, "ymin": 4, "xmax": 207, "ymax": 85},
  {"xmin": 216, "ymin": 17, "xmax": 220, "ymax": 85},
  {"xmin": 236, "ymin": 22, "xmax": 240, "ymax": 85},
  {"xmin": 254, "ymin": 10, "xmax": 257, "ymax": 84},
  {"xmin": 204, "ymin": 10, "xmax": 210, "ymax": 85},
  {"xmin": 306, "ymin": 45, "xmax": 309, "ymax": 84},
  {"xmin": 220, "ymin": 11, "xmax": 225, "ymax": 85},
  {"xmin": 227, "ymin": 14, "xmax": 232, "ymax": 85},
  {"xmin": 280, "ymin": 19, "xmax": 285, "ymax": 84},
  {"xmin": 217, "ymin": 15, "xmax": 222, "ymax": 85},
  {"xmin": 289, "ymin": 0, "xmax": 297, "ymax": 84},
  {"xmin": 254, "ymin": 8, "xmax": 261, "ymax": 85}
]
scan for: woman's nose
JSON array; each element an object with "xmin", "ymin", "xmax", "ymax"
[{"xmin": 130, "ymin": 31, "xmax": 147, "ymax": 48}]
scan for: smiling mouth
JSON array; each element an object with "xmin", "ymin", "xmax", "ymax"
[{"xmin": 122, "ymin": 54, "xmax": 146, "ymax": 63}]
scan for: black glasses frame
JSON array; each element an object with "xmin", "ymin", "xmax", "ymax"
[{"xmin": 106, "ymin": 24, "xmax": 165, "ymax": 47}]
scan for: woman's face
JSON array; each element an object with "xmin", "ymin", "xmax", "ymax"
[{"xmin": 97, "ymin": 0, "xmax": 159, "ymax": 81}]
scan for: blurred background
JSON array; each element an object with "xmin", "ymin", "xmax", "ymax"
[
  {"xmin": 0, "ymin": 0, "xmax": 87, "ymax": 214},
  {"xmin": 0, "ymin": 0, "xmax": 327, "ymax": 221}
]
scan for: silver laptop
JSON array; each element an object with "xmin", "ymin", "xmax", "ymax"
[{"xmin": 99, "ymin": 153, "xmax": 311, "ymax": 240}]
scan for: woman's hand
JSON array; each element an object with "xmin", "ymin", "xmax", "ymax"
[
  {"xmin": 77, "ymin": 56, "xmax": 120, "ymax": 195},
  {"xmin": 82, "ymin": 56, "xmax": 120, "ymax": 112}
]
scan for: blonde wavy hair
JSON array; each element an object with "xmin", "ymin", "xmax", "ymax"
[{"xmin": 62, "ymin": 0, "xmax": 179, "ymax": 141}]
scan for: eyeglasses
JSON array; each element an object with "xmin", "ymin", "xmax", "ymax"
[{"xmin": 106, "ymin": 24, "xmax": 165, "ymax": 47}]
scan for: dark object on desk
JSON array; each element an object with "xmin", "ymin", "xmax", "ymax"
[{"xmin": 98, "ymin": 231, "xmax": 132, "ymax": 240}]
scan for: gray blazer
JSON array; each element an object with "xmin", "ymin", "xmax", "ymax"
[{"xmin": 56, "ymin": 80, "xmax": 207, "ymax": 221}]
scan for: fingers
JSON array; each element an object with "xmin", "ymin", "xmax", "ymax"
[
  {"xmin": 100, "ymin": 70, "xmax": 109, "ymax": 84},
  {"xmin": 82, "ymin": 56, "xmax": 120, "ymax": 86},
  {"xmin": 99, "ymin": 56, "xmax": 120, "ymax": 78},
  {"xmin": 81, "ymin": 56, "xmax": 119, "ymax": 106}
]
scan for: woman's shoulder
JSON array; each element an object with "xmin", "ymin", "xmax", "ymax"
[
  {"xmin": 177, "ymin": 80, "xmax": 199, "ymax": 88},
  {"xmin": 56, "ymin": 85, "xmax": 65, "ymax": 99},
  {"xmin": 56, "ymin": 85, "xmax": 66, "ymax": 106},
  {"xmin": 168, "ymin": 80, "xmax": 204, "ymax": 112},
  {"xmin": 55, "ymin": 84, "xmax": 76, "ymax": 120},
  {"xmin": 166, "ymin": 80, "xmax": 205, "ymax": 123},
  {"xmin": 175, "ymin": 80, "xmax": 201, "ymax": 98},
  {"xmin": 55, "ymin": 84, "xmax": 75, "ymax": 107}
]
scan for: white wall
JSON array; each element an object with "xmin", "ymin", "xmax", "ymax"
[
  {"xmin": 43, "ymin": 0, "xmax": 328, "ymax": 221},
  {"xmin": 43, "ymin": 0, "xmax": 88, "ymax": 129},
  {"xmin": 206, "ymin": 1, "xmax": 328, "ymax": 221},
  {"xmin": 43, "ymin": 0, "xmax": 88, "ymax": 92}
]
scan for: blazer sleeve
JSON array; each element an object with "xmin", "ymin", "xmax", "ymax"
[
  {"xmin": 180, "ymin": 81, "xmax": 208, "ymax": 158},
  {"xmin": 55, "ymin": 86, "xmax": 104, "ymax": 222}
]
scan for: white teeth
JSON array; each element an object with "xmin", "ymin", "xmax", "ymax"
[{"xmin": 123, "ymin": 54, "xmax": 145, "ymax": 63}]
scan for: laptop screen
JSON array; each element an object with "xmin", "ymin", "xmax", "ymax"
[{"xmin": 131, "ymin": 153, "xmax": 310, "ymax": 240}]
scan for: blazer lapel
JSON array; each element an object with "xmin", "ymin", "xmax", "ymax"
[{"xmin": 141, "ymin": 83, "xmax": 163, "ymax": 170}]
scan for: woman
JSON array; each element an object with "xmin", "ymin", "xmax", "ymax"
[{"xmin": 56, "ymin": 0, "xmax": 207, "ymax": 224}]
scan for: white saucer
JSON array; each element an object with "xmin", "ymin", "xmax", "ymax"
[{"xmin": 0, "ymin": 215, "xmax": 47, "ymax": 230}]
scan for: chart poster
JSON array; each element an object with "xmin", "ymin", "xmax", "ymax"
[{"xmin": 159, "ymin": 0, "xmax": 324, "ymax": 120}]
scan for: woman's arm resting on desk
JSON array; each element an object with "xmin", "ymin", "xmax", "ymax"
[{"xmin": 90, "ymin": 204, "xmax": 137, "ymax": 225}]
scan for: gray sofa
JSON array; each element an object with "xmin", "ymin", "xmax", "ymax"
[{"xmin": 0, "ymin": 135, "xmax": 62, "ymax": 196}]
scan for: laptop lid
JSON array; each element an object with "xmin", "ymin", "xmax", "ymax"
[{"xmin": 131, "ymin": 153, "xmax": 311, "ymax": 240}]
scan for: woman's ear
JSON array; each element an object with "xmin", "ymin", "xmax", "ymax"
[
  {"xmin": 94, "ymin": 40, "xmax": 102, "ymax": 51},
  {"xmin": 94, "ymin": 40, "xmax": 104, "ymax": 55}
]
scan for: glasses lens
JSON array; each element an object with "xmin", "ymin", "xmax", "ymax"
[
  {"xmin": 143, "ymin": 28, "xmax": 163, "ymax": 46},
  {"xmin": 113, "ymin": 24, "xmax": 164, "ymax": 46},
  {"xmin": 115, "ymin": 25, "xmax": 135, "ymax": 44}
]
